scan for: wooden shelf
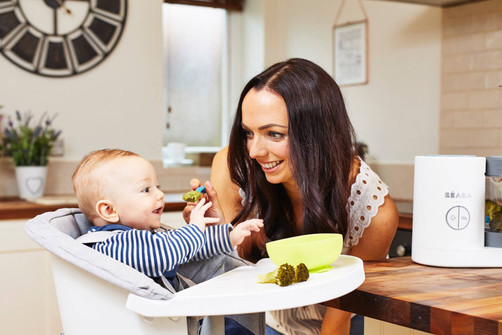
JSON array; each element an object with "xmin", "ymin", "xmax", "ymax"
[{"xmin": 0, "ymin": 193, "xmax": 186, "ymax": 220}]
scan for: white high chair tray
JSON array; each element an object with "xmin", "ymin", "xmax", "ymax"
[{"xmin": 126, "ymin": 255, "xmax": 364, "ymax": 317}]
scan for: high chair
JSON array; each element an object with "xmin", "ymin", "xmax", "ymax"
[
  {"xmin": 24, "ymin": 208, "xmax": 365, "ymax": 335},
  {"xmin": 23, "ymin": 208, "xmax": 264, "ymax": 335}
]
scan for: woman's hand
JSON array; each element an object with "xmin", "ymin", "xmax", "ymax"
[
  {"xmin": 229, "ymin": 219, "xmax": 264, "ymax": 247},
  {"xmin": 188, "ymin": 198, "xmax": 220, "ymax": 231},
  {"xmin": 182, "ymin": 179, "xmax": 226, "ymax": 225}
]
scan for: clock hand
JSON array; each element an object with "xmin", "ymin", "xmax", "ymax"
[
  {"xmin": 55, "ymin": 0, "xmax": 73, "ymax": 15},
  {"xmin": 53, "ymin": 8, "xmax": 58, "ymax": 35}
]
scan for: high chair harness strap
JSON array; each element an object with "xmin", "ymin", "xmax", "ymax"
[{"xmin": 76, "ymin": 231, "xmax": 120, "ymax": 244}]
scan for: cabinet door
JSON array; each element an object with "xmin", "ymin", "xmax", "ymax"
[{"xmin": 0, "ymin": 220, "xmax": 62, "ymax": 335}]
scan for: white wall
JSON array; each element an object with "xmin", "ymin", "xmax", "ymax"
[
  {"xmin": 0, "ymin": 0, "xmax": 440, "ymax": 165},
  {"xmin": 0, "ymin": 0, "xmax": 164, "ymax": 162},
  {"xmin": 345, "ymin": 2, "xmax": 441, "ymax": 164},
  {"xmin": 0, "ymin": 0, "xmax": 440, "ymax": 199},
  {"xmin": 249, "ymin": 0, "xmax": 441, "ymax": 165}
]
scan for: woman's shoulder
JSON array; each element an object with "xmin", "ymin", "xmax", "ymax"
[
  {"xmin": 348, "ymin": 156, "xmax": 389, "ymax": 204},
  {"xmin": 210, "ymin": 146, "xmax": 244, "ymax": 222},
  {"xmin": 214, "ymin": 146, "xmax": 229, "ymax": 160},
  {"xmin": 344, "ymin": 156, "xmax": 392, "ymax": 250},
  {"xmin": 348, "ymin": 156, "xmax": 362, "ymax": 186},
  {"xmin": 211, "ymin": 146, "xmax": 230, "ymax": 182}
]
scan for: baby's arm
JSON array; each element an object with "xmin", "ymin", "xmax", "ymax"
[
  {"xmin": 92, "ymin": 225, "xmax": 206, "ymax": 277},
  {"xmin": 190, "ymin": 219, "xmax": 263, "ymax": 261},
  {"xmin": 229, "ymin": 219, "xmax": 264, "ymax": 247}
]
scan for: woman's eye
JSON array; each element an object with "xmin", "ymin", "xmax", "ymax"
[
  {"xmin": 244, "ymin": 130, "xmax": 253, "ymax": 139},
  {"xmin": 268, "ymin": 131, "xmax": 285, "ymax": 140}
]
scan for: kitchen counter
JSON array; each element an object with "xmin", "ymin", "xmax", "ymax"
[
  {"xmin": 328, "ymin": 256, "xmax": 502, "ymax": 334},
  {"xmin": 0, "ymin": 193, "xmax": 186, "ymax": 220}
]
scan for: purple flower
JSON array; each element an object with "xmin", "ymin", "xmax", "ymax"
[
  {"xmin": 1, "ymin": 109, "xmax": 62, "ymax": 166},
  {"xmin": 33, "ymin": 126, "xmax": 42, "ymax": 138}
]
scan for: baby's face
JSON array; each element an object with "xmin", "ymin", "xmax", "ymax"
[{"xmin": 105, "ymin": 156, "xmax": 165, "ymax": 230}]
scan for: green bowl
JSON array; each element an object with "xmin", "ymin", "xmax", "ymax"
[{"xmin": 266, "ymin": 233, "xmax": 343, "ymax": 272}]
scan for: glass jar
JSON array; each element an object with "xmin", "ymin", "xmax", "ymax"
[{"xmin": 485, "ymin": 157, "xmax": 502, "ymax": 231}]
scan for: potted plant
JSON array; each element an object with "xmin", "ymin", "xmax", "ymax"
[{"xmin": 2, "ymin": 109, "xmax": 61, "ymax": 199}]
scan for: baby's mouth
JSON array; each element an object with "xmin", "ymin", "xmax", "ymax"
[{"xmin": 153, "ymin": 206, "xmax": 164, "ymax": 214}]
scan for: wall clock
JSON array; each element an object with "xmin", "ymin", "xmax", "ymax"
[{"xmin": 0, "ymin": 0, "xmax": 127, "ymax": 77}]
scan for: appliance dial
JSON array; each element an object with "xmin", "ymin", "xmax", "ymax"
[{"xmin": 445, "ymin": 206, "xmax": 470, "ymax": 230}]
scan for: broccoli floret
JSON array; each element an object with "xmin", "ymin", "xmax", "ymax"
[
  {"xmin": 276, "ymin": 263, "xmax": 295, "ymax": 286},
  {"xmin": 182, "ymin": 190, "xmax": 202, "ymax": 202},
  {"xmin": 182, "ymin": 186, "xmax": 206, "ymax": 202},
  {"xmin": 257, "ymin": 263, "xmax": 308, "ymax": 286},
  {"xmin": 294, "ymin": 263, "xmax": 309, "ymax": 283}
]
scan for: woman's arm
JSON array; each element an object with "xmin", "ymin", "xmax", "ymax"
[
  {"xmin": 210, "ymin": 146, "xmax": 244, "ymax": 222},
  {"xmin": 321, "ymin": 196, "xmax": 398, "ymax": 334},
  {"xmin": 350, "ymin": 194, "xmax": 399, "ymax": 260}
]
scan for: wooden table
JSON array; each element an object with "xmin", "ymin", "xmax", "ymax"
[{"xmin": 328, "ymin": 257, "xmax": 502, "ymax": 335}]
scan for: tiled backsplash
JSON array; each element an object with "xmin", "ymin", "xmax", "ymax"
[{"xmin": 441, "ymin": 0, "xmax": 502, "ymax": 156}]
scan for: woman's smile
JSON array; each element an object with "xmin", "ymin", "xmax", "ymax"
[{"xmin": 259, "ymin": 160, "xmax": 284, "ymax": 172}]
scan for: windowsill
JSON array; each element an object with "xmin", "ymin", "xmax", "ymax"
[
  {"xmin": 162, "ymin": 146, "xmax": 221, "ymax": 168},
  {"xmin": 184, "ymin": 146, "xmax": 222, "ymax": 154}
]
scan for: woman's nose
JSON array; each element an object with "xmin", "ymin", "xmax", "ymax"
[{"xmin": 248, "ymin": 137, "xmax": 266, "ymax": 158}]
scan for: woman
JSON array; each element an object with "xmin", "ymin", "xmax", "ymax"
[{"xmin": 187, "ymin": 58, "xmax": 398, "ymax": 335}]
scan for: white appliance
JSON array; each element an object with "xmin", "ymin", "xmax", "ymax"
[{"xmin": 412, "ymin": 155, "xmax": 502, "ymax": 267}]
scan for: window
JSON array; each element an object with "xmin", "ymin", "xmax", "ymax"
[{"xmin": 162, "ymin": 4, "xmax": 227, "ymax": 152}]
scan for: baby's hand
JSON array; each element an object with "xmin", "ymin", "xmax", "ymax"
[
  {"xmin": 189, "ymin": 198, "xmax": 220, "ymax": 231},
  {"xmin": 229, "ymin": 219, "xmax": 264, "ymax": 247},
  {"xmin": 183, "ymin": 179, "xmax": 225, "ymax": 225}
]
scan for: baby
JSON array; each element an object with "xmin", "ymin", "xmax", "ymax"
[{"xmin": 72, "ymin": 149, "xmax": 263, "ymax": 291}]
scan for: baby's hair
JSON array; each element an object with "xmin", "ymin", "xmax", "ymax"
[{"xmin": 72, "ymin": 149, "xmax": 138, "ymax": 222}]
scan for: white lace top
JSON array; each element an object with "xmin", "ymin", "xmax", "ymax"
[
  {"xmin": 240, "ymin": 157, "xmax": 389, "ymax": 335},
  {"xmin": 344, "ymin": 158, "xmax": 389, "ymax": 252}
]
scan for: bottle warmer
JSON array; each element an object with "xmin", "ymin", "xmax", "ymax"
[{"xmin": 412, "ymin": 155, "xmax": 502, "ymax": 267}]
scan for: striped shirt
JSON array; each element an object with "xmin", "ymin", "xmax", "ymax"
[{"xmin": 89, "ymin": 223, "xmax": 234, "ymax": 278}]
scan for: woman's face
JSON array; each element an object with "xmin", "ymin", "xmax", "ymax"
[{"xmin": 241, "ymin": 88, "xmax": 294, "ymax": 187}]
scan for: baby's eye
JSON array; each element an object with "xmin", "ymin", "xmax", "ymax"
[{"xmin": 142, "ymin": 187, "xmax": 150, "ymax": 193}]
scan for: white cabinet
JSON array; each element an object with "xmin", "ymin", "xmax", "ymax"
[
  {"xmin": 0, "ymin": 219, "xmax": 62, "ymax": 335},
  {"xmin": 365, "ymin": 317, "xmax": 432, "ymax": 335}
]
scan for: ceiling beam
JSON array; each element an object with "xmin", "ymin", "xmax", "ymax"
[
  {"xmin": 370, "ymin": 0, "xmax": 489, "ymax": 8},
  {"xmin": 164, "ymin": 0, "xmax": 243, "ymax": 11}
]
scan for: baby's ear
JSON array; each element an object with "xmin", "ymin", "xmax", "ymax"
[{"xmin": 96, "ymin": 200, "xmax": 119, "ymax": 223}]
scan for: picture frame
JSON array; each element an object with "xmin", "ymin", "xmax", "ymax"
[{"xmin": 333, "ymin": 20, "xmax": 368, "ymax": 86}]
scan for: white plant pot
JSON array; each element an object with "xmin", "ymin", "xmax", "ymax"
[{"xmin": 15, "ymin": 166, "xmax": 47, "ymax": 199}]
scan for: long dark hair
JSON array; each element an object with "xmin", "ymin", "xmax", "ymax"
[{"xmin": 228, "ymin": 58, "xmax": 356, "ymax": 262}]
